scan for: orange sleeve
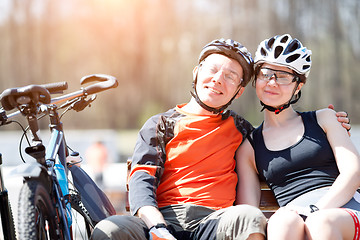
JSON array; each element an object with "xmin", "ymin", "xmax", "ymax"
[{"xmin": 128, "ymin": 164, "xmax": 158, "ymax": 184}]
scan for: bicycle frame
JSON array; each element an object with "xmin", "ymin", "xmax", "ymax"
[
  {"xmin": 0, "ymin": 154, "xmax": 16, "ymax": 240},
  {"xmin": 46, "ymin": 129, "xmax": 72, "ymax": 239},
  {"xmin": 45, "ymin": 104, "xmax": 75, "ymax": 239}
]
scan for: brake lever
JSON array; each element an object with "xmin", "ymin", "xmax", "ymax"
[
  {"xmin": 0, "ymin": 109, "xmax": 8, "ymax": 126},
  {"xmin": 72, "ymin": 95, "xmax": 97, "ymax": 112},
  {"xmin": 59, "ymin": 97, "xmax": 81, "ymax": 110}
]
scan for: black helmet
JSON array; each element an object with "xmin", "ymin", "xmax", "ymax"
[{"xmin": 199, "ymin": 38, "xmax": 254, "ymax": 86}]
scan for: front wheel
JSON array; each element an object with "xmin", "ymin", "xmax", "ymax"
[
  {"xmin": 17, "ymin": 179, "xmax": 62, "ymax": 240},
  {"xmin": 0, "ymin": 190, "xmax": 16, "ymax": 240},
  {"xmin": 70, "ymin": 190, "xmax": 94, "ymax": 239}
]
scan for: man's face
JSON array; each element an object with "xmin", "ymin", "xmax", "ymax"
[{"xmin": 194, "ymin": 53, "xmax": 244, "ymax": 109}]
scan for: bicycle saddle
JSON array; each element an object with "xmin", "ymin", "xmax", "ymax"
[{"xmin": 0, "ymin": 85, "xmax": 51, "ymax": 111}]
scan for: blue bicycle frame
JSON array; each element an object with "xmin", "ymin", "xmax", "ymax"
[{"xmin": 46, "ymin": 128, "xmax": 72, "ymax": 240}]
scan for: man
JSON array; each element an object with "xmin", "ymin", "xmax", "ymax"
[{"xmin": 90, "ymin": 39, "xmax": 349, "ymax": 240}]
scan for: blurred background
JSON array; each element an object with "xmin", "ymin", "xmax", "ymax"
[
  {"xmin": 0, "ymin": 0, "xmax": 359, "ymax": 128},
  {"xmin": 0, "ymin": 0, "xmax": 359, "ymax": 215}
]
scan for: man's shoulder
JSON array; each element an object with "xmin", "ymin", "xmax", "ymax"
[
  {"xmin": 141, "ymin": 107, "xmax": 185, "ymax": 133},
  {"xmin": 224, "ymin": 110, "xmax": 253, "ymax": 126},
  {"xmin": 144, "ymin": 107, "xmax": 178, "ymax": 123},
  {"xmin": 224, "ymin": 110, "xmax": 254, "ymax": 137}
]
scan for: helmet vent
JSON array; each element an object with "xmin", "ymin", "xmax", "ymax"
[
  {"xmin": 286, "ymin": 54, "xmax": 300, "ymax": 63},
  {"xmin": 284, "ymin": 41, "xmax": 300, "ymax": 54},
  {"xmin": 303, "ymin": 65, "xmax": 310, "ymax": 70},
  {"xmin": 260, "ymin": 48, "xmax": 267, "ymax": 57},
  {"xmin": 267, "ymin": 37, "xmax": 275, "ymax": 49},
  {"xmin": 280, "ymin": 35, "xmax": 289, "ymax": 43},
  {"xmin": 274, "ymin": 46, "xmax": 283, "ymax": 59}
]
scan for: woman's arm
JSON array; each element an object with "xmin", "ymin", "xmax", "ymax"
[
  {"xmin": 235, "ymin": 139, "xmax": 261, "ymax": 207},
  {"xmin": 315, "ymin": 108, "xmax": 360, "ymax": 209}
]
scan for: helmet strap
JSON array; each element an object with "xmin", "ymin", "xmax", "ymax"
[{"xmin": 260, "ymin": 82, "xmax": 301, "ymax": 114}]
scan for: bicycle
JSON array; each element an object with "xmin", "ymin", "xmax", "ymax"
[
  {"xmin": 0, "ymin": 74, "xmax": 118, "ymax": 240},
  {"xmin": 0, "ymin": 81, "xmax": 68, "ymax": 240}
]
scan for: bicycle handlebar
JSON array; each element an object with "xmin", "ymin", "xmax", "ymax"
[
  {"xmin": 0, "ymin": 82, "xmax": 68, "ymax": 111},
  {"xmin": 80, "ymin": 74, "xmax": 118, "ymax": 95},
  {"xmin": 40, "ymin": 82, "xmax": 68, "ymax": 94},
  {"xmin": 50, "ymin": 74, "xmax": 118, "ymax": 105},
  {"xmin": 0, "ymin": 74, "xmax": 117, "ymax": 112}
]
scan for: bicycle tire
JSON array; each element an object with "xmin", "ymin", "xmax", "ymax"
[
  {"xmin": 70, "ymin": 190, "xmax": 94, "ymax": 238},
  {"xmin": 17, "ymin": 179, "xmax": 63, "ymax": 240},
  {"xmin": 0, "ymin": 192, "xmax": 16, "ymax": 240}
]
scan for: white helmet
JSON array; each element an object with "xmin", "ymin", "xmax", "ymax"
[{"xmin": 254, "ymin": 34, "xmax": 312, "ymax": 77}]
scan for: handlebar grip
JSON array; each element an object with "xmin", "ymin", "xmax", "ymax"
[
  {"xmin": 0, "ymin": 85, "xmax": 51, "ymax": 111},
  {"xmin": 40, "ymin": 82, "xmax": 68, "ymax": 94},
  {"xmin": 80, "ymin": 74, "xmax": 118, "ymax": 95}
]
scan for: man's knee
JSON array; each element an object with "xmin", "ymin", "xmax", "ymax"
[
  {"xmin": 230, "ymin": 204, "xmax": 266, "ymax": 222},
  {"xmin": 90, "ymin": 215, "xmax": 147, "ymax": 240},
  {"xmin": 218, "ymin": 205, "xmax": 267, "ymax": 237}
]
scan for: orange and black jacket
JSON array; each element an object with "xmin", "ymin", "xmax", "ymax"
[{"xmin": 128, "ymin": 104, "xmax": 254, "ymax": 215}]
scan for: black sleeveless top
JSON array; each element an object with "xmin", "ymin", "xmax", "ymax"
[{"xmin": 251, "ymin": 111, "xmax": 340, "ymax": 207}]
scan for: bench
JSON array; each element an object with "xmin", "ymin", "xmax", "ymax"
[
  {"xmin": 125, "ymin": 159, "xmax": 279, "ymax": 218},
  {"xmin": 259, "ymin": 181, "xmax": 279, "ymax": 218}
]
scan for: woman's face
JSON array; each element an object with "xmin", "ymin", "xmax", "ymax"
[{"xmin": 255, "ymin": 63, "xmax": 303, "ymax": 109}]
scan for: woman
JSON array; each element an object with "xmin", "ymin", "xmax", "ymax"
[{"xmin": 236, "ymin": 34, "xmax": 360, "ymax": 240}]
